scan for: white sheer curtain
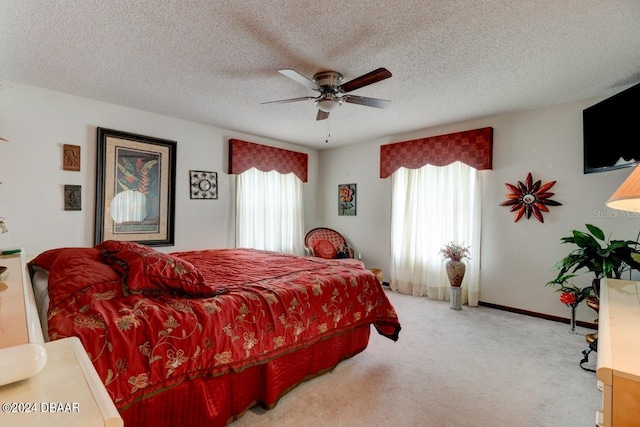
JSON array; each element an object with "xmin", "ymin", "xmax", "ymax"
[
  {"xmin": 390, "ymin": 161, "xmax": 481, "ymax": 305},
  {"xmin": 236, "ymin": 167, "xmax": 304, "ymax": 254}
]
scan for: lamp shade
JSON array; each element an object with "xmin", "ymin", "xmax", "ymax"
[{"xmin": 606, "ymin": 165, "xmax": 640, "ymax": 212}]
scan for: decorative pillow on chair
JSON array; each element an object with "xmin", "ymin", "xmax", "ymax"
[
  {"xmin": 95, "ymin": 240, "xmax": 212, "ymax": 296},
  {"xmin": 312, "ymin": 239, "xmax": 337, "ymax": 259}
]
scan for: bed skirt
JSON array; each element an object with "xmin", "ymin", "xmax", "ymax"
[{"xmin": 120, "ymin": 324, "xmax": 372, "ymax": 426}]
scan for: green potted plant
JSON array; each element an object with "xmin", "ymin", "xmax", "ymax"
[
  {"xmin": 547, "ymin": 224, "xmax": 640, "ymax": 327},
  {"xmin": 547, "ymin": 224, "xmax": 640, "ymax": 286}
]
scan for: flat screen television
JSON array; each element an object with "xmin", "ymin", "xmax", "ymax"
[{"xmin": 583, "ymin": 81, "xmax": 640, "ymax": 174}]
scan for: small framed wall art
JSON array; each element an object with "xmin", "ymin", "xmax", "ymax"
[
  {"xmin": 62, "ymin": 144, "xmax": 81, "ymax": 171},
  {"xmin": 338, "ymin": 183, "xmax": 356, "ymax": 216},
  {"xmin": 64, "ymin": 185, "xmax": 81, "ymax": 210},
  {"xmin": 190, "ymin": 170, "xmax": 218, "ymax": 199}
]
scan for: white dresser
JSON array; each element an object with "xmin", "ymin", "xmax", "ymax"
[
  {"xmin": 0, "ymin": 248, "xmax": 122, "ymax": 426},
  {"xmin": 0, "ymin": 249, "xmax": 47, "ymax": 385},
  {"xmin": 596, "ymin": 278, "xmax": 640, "ymax": 426}
]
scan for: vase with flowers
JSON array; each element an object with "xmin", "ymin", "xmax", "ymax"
[
  {"xmin": 548, "ymin": 282, "xmax": 594, "ymax": 333},
  {"xmin": 439, "ymin": 241, "xmax": 470, "ymax": 287},
  {"xmin": 440, "ymin": 242, "xmax": 470, "ymax": 310}
]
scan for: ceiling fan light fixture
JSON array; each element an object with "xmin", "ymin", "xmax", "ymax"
[
  {"xmin": 316, "ymin": 98, "xmax": 342, "ymax": 112},
  {"xmin": 265, "ymin": 67, "xmax": 392, "ymax": 120}
]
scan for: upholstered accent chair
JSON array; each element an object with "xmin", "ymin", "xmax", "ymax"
[{"xmin": 304, "ymin": 228, "xmax": 354, "ymax": 259}]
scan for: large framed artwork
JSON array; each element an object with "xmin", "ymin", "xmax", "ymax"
[{"xmin": 95, "ymin": 128, "xmax": 176, "ymax": 246}]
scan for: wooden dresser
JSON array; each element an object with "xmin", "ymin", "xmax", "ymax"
[{"xmin": 596, "ymin": 278, "xmax": 640, "ymax": 426}]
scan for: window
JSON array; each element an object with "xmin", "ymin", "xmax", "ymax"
[
  {"xmin": 389, "ymin": 161, "xmax": 481, "ymax": 305},
  {"xmin": 236, "ymin": 168, "xmax": 304, "ymax": 254}
]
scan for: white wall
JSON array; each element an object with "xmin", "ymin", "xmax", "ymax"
[
  {"xmin": 318, "ymin": 144, "xmax": 392, "ymax": 269},
  {"xmin": 3, "ymin": 80, "xmax": 635, "ymax": 322},
  {"xmin": 318, "ymin": 99, "xmax": 637, "ymax": 322},
  {"xmin": 0, "ymin": 81, "xmax": 319, "ymax": 255}
]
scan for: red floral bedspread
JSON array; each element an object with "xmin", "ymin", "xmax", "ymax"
[{"xmin": 35, "ymin": 247, "xmax": 400, "ymax": 410}]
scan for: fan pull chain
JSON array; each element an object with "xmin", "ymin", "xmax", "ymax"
[{"xmin": 325, "ymin": 118, "xmax": 331, "ymax": 143}]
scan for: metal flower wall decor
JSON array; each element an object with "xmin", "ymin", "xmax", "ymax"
[{"xmin": 499, "ymin": 172, "xmax": 562, "ymax": 223}]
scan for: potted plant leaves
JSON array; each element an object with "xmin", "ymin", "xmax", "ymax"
[
  {"xmin": 547, "ymin": 224, "xmax": 640, "ymax": 326},
  {"xmin": 547, "ymin": 224, "xmax": 640, "ymax": 286}
]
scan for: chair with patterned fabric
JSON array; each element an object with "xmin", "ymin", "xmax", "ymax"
[{"xmin": 304, "ymin": 228, "xmax": 355, "ymax": 259}]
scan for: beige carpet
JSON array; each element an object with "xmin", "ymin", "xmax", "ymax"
[{"xmin": 232, "ymin": 289, "xmax": 601, "ymax": 426}]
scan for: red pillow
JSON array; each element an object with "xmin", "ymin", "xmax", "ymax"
[
  {"xmin": 29, "ymin": 247, "xmax": 122, "ymax": 308},
  {"xmin": 95, "ymin": 240, "xmax": 213, "ymax": 296},
  {"xmin": 29, "ymin": 247, "xmax": 100, "ymax": 272},
  {"xmin": 313, "ymin": 239, "xmax": 337, "ymax": 259}
]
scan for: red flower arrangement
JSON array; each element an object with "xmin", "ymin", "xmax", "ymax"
[
  {"xmin": 550, "ymin": 283, "xmax": 593, "ymax": 307},
  {"xmin": 549, "ymin": 283, "xmax": 594, "ymax": 333},
  {"xmin": 559, "ymin": 292, "xmax": 577, "ymax": 306}
]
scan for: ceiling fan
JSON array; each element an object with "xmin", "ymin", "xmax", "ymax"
[{"xmin": 262, "ymin": 67, "xmax": 392, "ymax": 120}]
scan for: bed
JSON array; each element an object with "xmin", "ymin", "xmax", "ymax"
[{"xmin": 28, "ymin": 241, "xmax": 401, "ymax": 426}]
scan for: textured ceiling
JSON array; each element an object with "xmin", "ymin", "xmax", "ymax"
[{"xmin": 1, "ymin": 0, "xmax": 639, "ymax": 149}]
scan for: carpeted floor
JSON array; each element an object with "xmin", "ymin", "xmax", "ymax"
[{"xmin": 232, "ymin": 289, "xmax": 601, "ymax": 426}]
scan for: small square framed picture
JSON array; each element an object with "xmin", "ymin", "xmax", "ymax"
[{"xmin": 190, "ymin": 170, "xmax": 218, "ymax": 199}]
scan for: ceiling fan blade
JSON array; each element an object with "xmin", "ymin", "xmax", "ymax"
[
  {"xmin": 261, "ymin": 96, "xmax": 315, "ymax": 105},
  {"xmin": 338, "ymin": 68, "xmax": 392, "ymax": 93},
  {"xmin": 316, "ymin": 110, "xmax": 329, "ymax": 121},
  {"xmin": 278, "ymin": 69, "xmax": 321, "ymax": 91},
  {"xmin": 343, "ymin": 95, "xmax": 391, "ymax": 109}
]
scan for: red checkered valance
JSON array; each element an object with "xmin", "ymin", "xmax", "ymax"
[
  {"xmin": 379, "ymin": 127, "xmax": 493, "ymax": 178},
  {"xmin": 229, "ymin": 139, "xmax": 308, "ymax": 182}
]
